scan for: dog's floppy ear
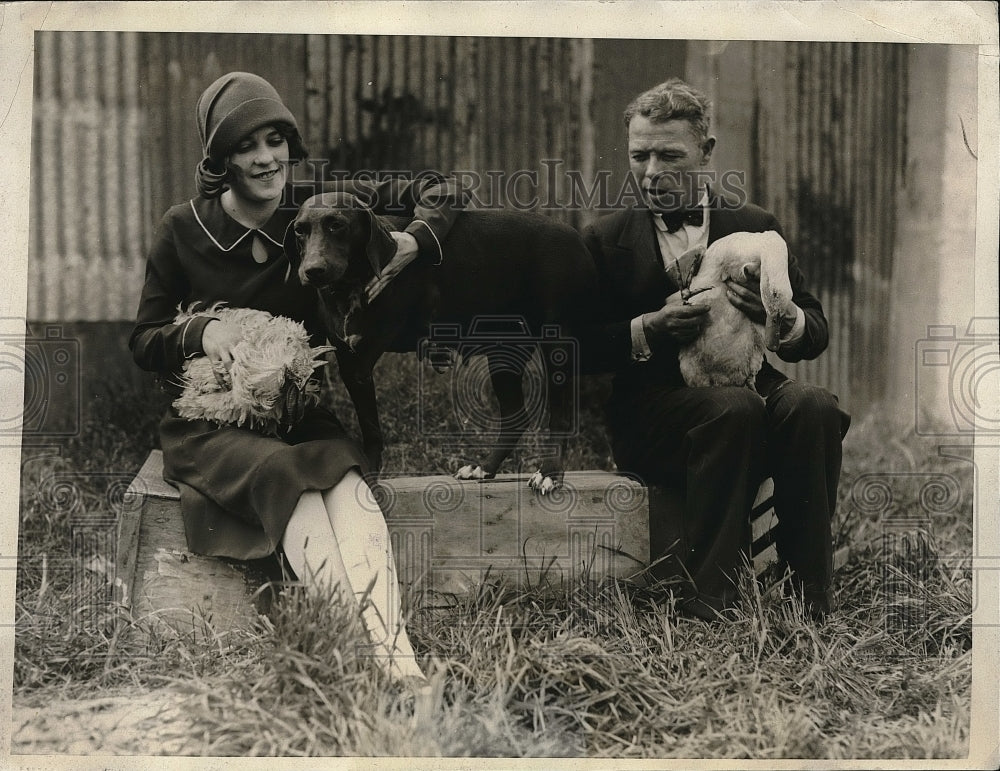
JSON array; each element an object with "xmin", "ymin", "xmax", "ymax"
[
  {"xmin": 283, "ymin": 219, "xmax": 301, "ymax": 270},
  {"xmin": 363, "ymin": 206, "xmax": 397, "ymax": 278}
]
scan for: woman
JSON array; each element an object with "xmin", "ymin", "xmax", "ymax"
[{"xmin": 130, "ymin": 72, "xmax": 459, "ymax": 684}]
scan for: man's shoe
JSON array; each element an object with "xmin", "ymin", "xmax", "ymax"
[{"xmin": 802, "ymin": 584, "xmax": 833, "ymax": 620}]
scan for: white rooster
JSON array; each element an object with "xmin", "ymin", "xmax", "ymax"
[
  {"xmin": 172, "ymin": 304, "xmax": 333, "ymax": 435},
  {"xmin": 677, "ymin": 230, "xmax": 794, "ymax": 390}
]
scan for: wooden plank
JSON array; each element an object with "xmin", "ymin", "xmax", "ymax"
[
  {"xmin": 129, "ymin": 495, "xmax": 266, "ymax": 636},
  {"xmin": 128, "ymin": 450, "xmax": 178, "ymax": 500},
  {"xmin": 114, "ymin": 486, "xmax": 142, "ymax": 612},
  {"xmin": 751, "ymin": 509, "xmax": 778, "ymax": 545},
  {"xmin": 136, "ymin": 510, "xmax": 258, "ymax": 635},
  {"xmin": 122, "ymin": 452, "xmax": 268, "ymax": 635}
]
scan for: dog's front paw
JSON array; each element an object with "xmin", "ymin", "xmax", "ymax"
[
  {"xmin": 455, "ymin": 464, "xmax": 492, "ymax": 481},
  {"xmin": 527, "ymin": 470, "xmax": 561, "ymax": 495}
]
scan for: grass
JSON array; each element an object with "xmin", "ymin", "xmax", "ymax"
[{"xmin": 12, "ymin": 347, "xmax": 975, "ymax": 757}]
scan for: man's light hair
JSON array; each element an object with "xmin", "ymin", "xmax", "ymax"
[{"xmin": 624, "ymin": 78, "xmax": 712, "ymax": 144}]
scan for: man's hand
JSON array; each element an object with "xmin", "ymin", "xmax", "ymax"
[
  {"xmin": 365, "ymin": 231, "xmax": 420, "ymax": 302},
  {"xmin": 201, "ymin": 318, "xmax": 243, "ymax": 386},
  {"xmin": 643, "ymin": 291, "xmax": 710, "ymax": 347},
  {"xmin": 725, "ymin": 264, "xmax": 766, "ymax": 325}
]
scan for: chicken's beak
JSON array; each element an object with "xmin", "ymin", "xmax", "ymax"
[
  {"xmin": 758, "ymin": 236, "xmax": 792, "ymax": 353},
  {"xmin": 764, "ymin": 312, "xmax": 783, "ymax": 352}
]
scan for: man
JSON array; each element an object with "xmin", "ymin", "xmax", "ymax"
[{"xmin": 583, "ymin": 78, "xmax": 850, "ymax": 618}]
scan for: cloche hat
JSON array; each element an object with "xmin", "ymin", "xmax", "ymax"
[{"xmin": 194, "ymin": 72, "xmax": 306, "ymax": 198}]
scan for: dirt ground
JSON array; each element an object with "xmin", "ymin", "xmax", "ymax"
[{"xmin": 10, "ymin": 689, "xmax": 203, "ymax": 756}]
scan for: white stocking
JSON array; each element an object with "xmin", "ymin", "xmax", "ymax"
[{"xmin": 281, "ymin": 473, "xmax": 425, "ymax": 682}]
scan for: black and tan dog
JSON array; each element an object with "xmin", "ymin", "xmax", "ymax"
[{"xmin": 284, "ymin": 191, "xmax": 598, "ymax": 492}]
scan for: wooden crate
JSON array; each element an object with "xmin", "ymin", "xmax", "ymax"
[
  {"xmin": 117, "ymin": 451, "xmax": 802, "ymax": 635},
  {"xmin": 117, "ymin": 452, "xmax": 280, "ymax": 636}
]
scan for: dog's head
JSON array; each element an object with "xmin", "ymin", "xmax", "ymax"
[{"xmin": 284, "ymin": 192, "xmax": 397, "ymax": 291}]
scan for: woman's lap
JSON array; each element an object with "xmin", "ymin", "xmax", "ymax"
[{"xmin": 160, "ymin": 405, "xmax": 369, "ymax": 559}]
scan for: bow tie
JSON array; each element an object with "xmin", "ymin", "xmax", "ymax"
[{"xmin": 661, "ymin": 208, "xmax": 704, "ymax": 233}]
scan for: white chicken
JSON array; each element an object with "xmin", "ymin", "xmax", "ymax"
[
  {"xmin": 172, "ymin": 304, "xmax": 333, "ymax": 435},
  {"xmin": 677, "ymin": 230, "xmax": 794, "ymax": 390}
]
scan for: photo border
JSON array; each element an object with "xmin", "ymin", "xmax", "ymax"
[{"xmin": 1, "ymin": 2, "xmax": 997, "ymax": 769}]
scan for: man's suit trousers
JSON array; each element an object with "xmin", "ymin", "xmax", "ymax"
[{"xmin": 608, "ymin": 380, "xmax": 851, "ymax": 616}]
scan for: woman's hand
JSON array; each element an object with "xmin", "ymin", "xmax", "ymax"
[
  {"xmin": 365, "ymin": 231, "xmax": 420, "ymax": 301},
  {"xmin": 201, "ymin": 318, "xmax": 243, "ymax": 385}
]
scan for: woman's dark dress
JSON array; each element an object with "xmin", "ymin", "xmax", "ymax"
[{"xmin": 130, "ymin": 179, "xmax": 457, "ymax": 559}]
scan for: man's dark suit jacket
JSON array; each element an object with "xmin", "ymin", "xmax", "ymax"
[{"xmin": 582, "ymin": 200, "xmax": 830, "ymax": 399}]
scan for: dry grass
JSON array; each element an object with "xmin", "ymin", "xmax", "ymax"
[{"xmin": 12, "ymin": 352, "xmax": 974, "ymax": 758}]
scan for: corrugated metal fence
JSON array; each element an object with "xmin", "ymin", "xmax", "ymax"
[
  {"xmin": 28, "ymin": 32, "xmax": 592, "ymax": 321},
  {"xmin": 749, "ymin": 42, "xmax": 908, "ymax": 411},
  {"xmin": 301, "ymin": 35, "xmax": 593, "ymax": 222},
  {"xmin": 30, "ymin": 32, "xmax": 146, "ymax": 321}
]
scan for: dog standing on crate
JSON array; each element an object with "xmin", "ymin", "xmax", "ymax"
[{"xmin": 284, "ymin": 191, "xmax": 600, "ymax": 493}]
